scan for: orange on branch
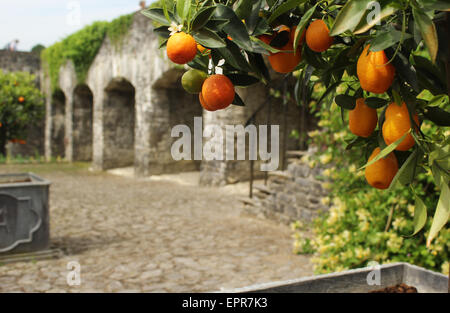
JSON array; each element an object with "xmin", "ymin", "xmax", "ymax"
[
  {"xmin": 365, "ymin": 147, "xmax": 399, "ymax": 190},
  {"xmin": 267, "ymin": 26, "xmax": 303, "ymax": 74},
  {"xmin": 166, "ymin": 32, "xmax": 197, "ymax": 65},
  {"xmin": 199, "ymin": 92, "xmax": 216, "ymax": 111},
  {"xmin": 201, "ymin": 74, "xmax": 235, "ymax": 111},
  {"xmin": 357, "ymin": 45, "xmax": 395, "ymax": 94},
  {"xmin": 348, "ymin": 98, "xmax": 378, "ymax": 138},
  {"xmin": 382, "ymin": 102, "xmax": 420, "ymax": 151},
  {"xmin": 305, "ymin": 20, "xmax": 333, "ymax": 52}
]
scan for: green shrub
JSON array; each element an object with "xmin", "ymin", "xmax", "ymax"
[
  {"xmin": 41, "ymin": 14, "xmax": 134, "ymax": 91},
  {"xmin": 294, "ymin": 86, "xmax": 449, "ymax": 276}
]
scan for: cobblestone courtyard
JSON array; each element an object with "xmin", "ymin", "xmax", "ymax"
[{"xmin": 0, "ymin": 163, "xmax": 312, "ymax": 293}]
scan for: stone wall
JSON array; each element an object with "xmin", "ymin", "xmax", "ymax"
[
  {"xmin": 243, "ymin": 150, "xmax": 330, "ymax": 225},
  {"xmin": 0, "ymin": 50, "xmax": 44, "ymax": 157},
  {"xmin": 199, "ymin": 76, "xmax": 317, "ymax": 186},
  {"xmin": 42, "ymin": 10, "xmax": 315, "ymax": 185},
  {"xmin": 0, "ymin": 50, "xmax": 40, "ymax": 78}
]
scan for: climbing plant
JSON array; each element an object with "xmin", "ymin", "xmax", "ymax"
[
  {"xmin": 141, "ymin": 0, "xmax": 450, "ymax": 248},
  {"xmin": 0, "ymin": 70, "xmax": 44, "ymax": 156},
  {"xmin": 41, "ymin": 14, "xmax": 134, "ymax": 91}
]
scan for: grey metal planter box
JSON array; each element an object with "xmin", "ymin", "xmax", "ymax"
[
  {"xmin": 231, "ymin": 263, "xmax": 448, "ymax": 293},
  {"xmin": 0, "ymin": 173, "xmax": 51, "ymax": 254}
]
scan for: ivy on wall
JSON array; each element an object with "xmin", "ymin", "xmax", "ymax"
[{"xmin": 41, "ymin": 14, "xmax": 134, "ymax": 92}]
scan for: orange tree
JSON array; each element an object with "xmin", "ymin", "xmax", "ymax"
[
  {"xmin": 0, "ymin": 70, "xmax": 44, "ymax": 156},
  {"xmin": 143, "ymin": 0, "xmax": 449, "ymax": 246}
]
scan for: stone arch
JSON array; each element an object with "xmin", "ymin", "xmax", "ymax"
[
  {"xmin": 103, "ymin": 77, "xmax": 136, "ymax": 169},
  {"xmin": 73, "ymin": 84, "xmax": 94, "ymax": 161},
  {"xmin": 51, "ymin": 89, "xmax": 66, "ymax": 159},
  {"xmin": 140, "ymin": 68, "xmax": 202, "ymax": 175}
]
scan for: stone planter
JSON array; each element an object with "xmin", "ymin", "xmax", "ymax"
[
  {"xmin": 232, "ymin": 263, "xmax": 448, "ymax": 293},
  {"xmin": 0, "ymin": 173, "xmax": 51, "ymax": 254}
]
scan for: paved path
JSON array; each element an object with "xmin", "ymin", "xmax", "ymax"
[{"xmin": 0, "ymin": 164, "xmax": 312, "ymax": 293}]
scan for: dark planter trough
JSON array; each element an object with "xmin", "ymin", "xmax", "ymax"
[
  {"xmin": 232, "ymin": 263, "xmax": 448, "ymax": 293},
  {"xmin": 0, "ymin": 173, "xmax": 51, "ymax": 254}
]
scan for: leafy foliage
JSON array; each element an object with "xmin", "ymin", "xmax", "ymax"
[
  {"xmin": 0, "ymin": 70, "xmax": 44, "ymax": 155},
  {"xmin": 30, "ymin": 44, "xmax": 45, "ymax": 55},
  {"xmin": 41, "ymin": 14, "xmax": 134, "ymax": 91},
  {"xmin": 142, "ymin": 0, "xmax": 450, "ymax": 246},
  {"xmin": 293, "ymin": 97, "xmax": 449, "ymax": 275}
]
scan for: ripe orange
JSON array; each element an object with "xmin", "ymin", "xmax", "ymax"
[
  {"xmin": 357, "ymin": 45, "xmax": 395, "ymax": 94},
  {"xmin": 201, "ymin": 74, "xmax": 235, "ymax": 110},
  {"xmin": 18, "ymin": 96, "xmax": 25, "ymax": 103},
  {"xmin": 305, "ymin": 20, "xmax": 333, "ymax": 52},
  {"xmin": 382, "ymin": 102, "xmax": 419, "ymax": 151},
  {"xmin": 349, "ymin": 98, "xmax": 378, "ymax": 138},
  {"xmin": 166, "ymin": 32, "xmax": 197, "ymax": 65},
  {"xmin": 267, "ymin": 26, "xmax": 303, "ymax": 74},
  {"xmin": 365, "ymin": 147, "xmax": 399, "ymax": 190},
  {"xmin": 199, "ymin": 93, "xmax": 216, "ymax": 111}
]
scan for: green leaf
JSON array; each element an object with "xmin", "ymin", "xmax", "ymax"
[
  {"xmin": 235, "ymin": 0, "xmax": 257, "ymax": 20},
  {"xmin": 268, "ymin": 0, "xmax": 308, "ymax": 25},
  {"xmin": 412, "ymin": 7, "xmax": 438, "ymax": 63},
  {"xmin": 388, "ymin": 149, "xmax": 423, "ymax": 191},
  {"xmin": 392, "ymin": 90, "xmax": 403, "ymax": 107},
  {"xmin": 329, "ymin": 0, "xmax": 372, "ymax": 36},
  {"xmin": 359, "ymin": 130, "xmax": 411, "ymax": 170},
  {"xmin": 187, "ymin": 56, "xmax": 209, "ymax": 72},
  {"xmin": 141, "ymin": 8, "xmax": 172, "ymax": 26},
  {"xmin": 365, "ymin": 97, "xmax": 389, "ymax": 109},
  {"xmin": 192, "ymin": 28, "xmax": 226, "ymax": 48},
  {"xmin": 293, "ymin": 4, "xmax": 317, "ymax": 51},
  {"xmin": 428, "ymin": 95, "xmax": 449, "ymax": 107},
  {"xmin": 335, "ymin": 95, "xmax": 357, "ymax": 110},
  {"xmin": 153, "ymin": 26, "xmax": 171, "ymax": 39},
  {"xmin": 247, "ymin": 52, "xmax": 270, "ymax": 82},
  {"xmin": 317, "ymin": 81, "xmax": 342, "ymax": 107},
  {"xmin": 227, "ymin": 74, "xmax": 260, "ymax": 87},
  {"xmin": 345, "ymin": 136, "xmax": 367, "ymax": 150},
  {"xmin": 369, "ymin": 29, "xmax": 412, "ymax": 52},
  {"xmin": 215, "ymin": 4, "xmax": 253, "ymax": 51},
  {"xmin": 418, "ymin": 0, "xmax": 450, "ymax": 11},
  {"xmin": 353, "ymin": 1, "xmax": 398, "ymax": 34},
  {"xmin": 176, "ymin": 0, "xmax": 190, "ymax": 21},
  {"xmin": 217, "ymin": 40, "xmax": 252, "ymax": 72},
  {"xmin": 431, "ymin": 161, "xmax": 449, "ymax": 188},
  {"xmin": 427, "ymin": 183, "xmax": 450, "ymax": 247},
  {"xmin": 429, "ymin": 139, "xmax": 450, "ymax": 168},
  {"xmin": 423, "ymin": 106, "xmax": 450, "ymax": 126},
  {"xmin": 408, "ymin": 195, "xmax": 428, "ymax": 236},
  {"xmin": 250, "ymin": 36, "xmax": 282, "ymax": 54},
  {"xmin": 191, "ymin": 6, "xmax": 217, "ymax": 32},
  {"xmin": 162, "ymin": 0, "xmax": 172, "ymax": 23}
]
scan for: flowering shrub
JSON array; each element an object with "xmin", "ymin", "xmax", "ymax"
[{"xmin": 293, "ymin": 90, "xmax": 449, "ymax": 275}]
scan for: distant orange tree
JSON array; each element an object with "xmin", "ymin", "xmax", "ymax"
[{"xmin": 0, "ymin": 70, "xmax": 44, "ymax": 156}]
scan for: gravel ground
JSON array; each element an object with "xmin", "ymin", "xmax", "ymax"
[{"xmin": 0, "ymin": 163, "xmax": 312, "ymax": 293}]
